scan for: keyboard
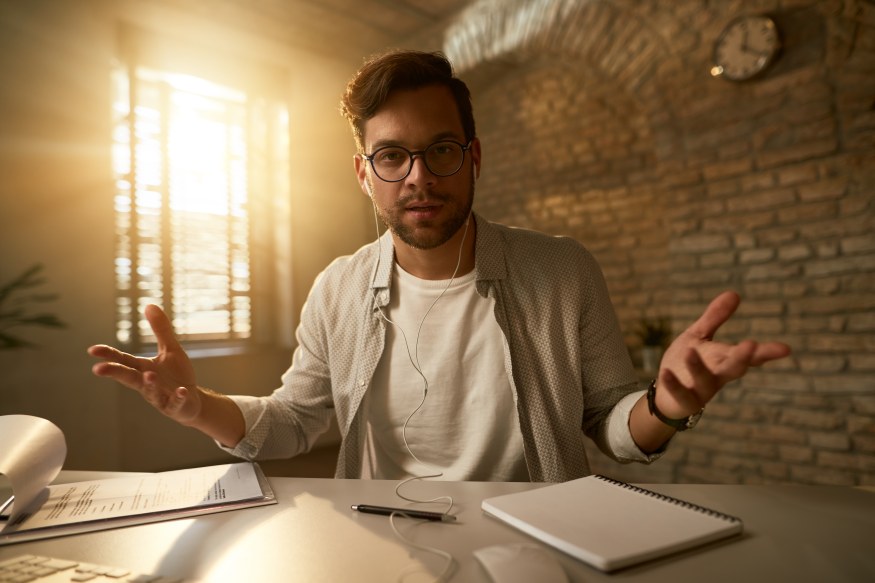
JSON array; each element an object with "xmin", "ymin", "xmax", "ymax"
[{"xmin": 0, "ymin": 554, "xmax": 193, "ymax": 583}]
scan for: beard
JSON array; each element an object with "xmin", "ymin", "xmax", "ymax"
[{"xmin": 373, "ymin": 173, "xmax": 475, "ymax": 250}]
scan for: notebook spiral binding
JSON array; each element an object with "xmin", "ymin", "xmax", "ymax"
[{"xmin": 594, "ymin": 475, "xmax": 743, "ymax": 525}]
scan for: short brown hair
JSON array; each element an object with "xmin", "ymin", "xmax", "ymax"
[{"xmin": 340, "ymin": 49, "xmax": 476, "ymax": 152}]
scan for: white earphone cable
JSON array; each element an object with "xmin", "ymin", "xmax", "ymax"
[{"xmin": 369, "ymin": 199, "xmax": 471, "ymax": 582}]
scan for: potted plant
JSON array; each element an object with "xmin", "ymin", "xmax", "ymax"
[
  {"xmin": 0, "ymin": 264, "xmax": 67, "ymax": 350},
  {"xmin": 635, "ymin": 316, "xmax": 672, "ymax": 373}
]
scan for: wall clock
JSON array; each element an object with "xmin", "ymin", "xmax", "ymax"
[{"xmin": 711, "ymin": 14, "xmax": 782, "ymax": 81}]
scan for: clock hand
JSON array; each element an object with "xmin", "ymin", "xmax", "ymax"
[
  {"xmin": 741, "ymin": 27, "xmax": 749, "ymax": 52},
  {"xmin": 742, "ymin": 45, "xmax": 772, "ymax": 58}
]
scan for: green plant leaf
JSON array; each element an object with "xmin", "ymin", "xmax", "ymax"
[
  {"xmin": 0, "ymin": 264, "xmax": 45, "ymax": 304},
  {"xmin": 0, "ymin": 331, "xmax": 33, "ymax": 349},
  {"xmin": 0, "ymin": 263, "xmax": 67, "ymax": 350},
  {"xmin": 0, "ymin": 308, "xmax": 26, "ymax": 320},
  {"xmin": 636, "ymin": 317, "xmax": 672, "ymax": 346}
]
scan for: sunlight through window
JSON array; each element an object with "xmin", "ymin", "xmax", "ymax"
[{"xmin": 111, "ymin": 61, "xmax": 287, "ymax": 349}]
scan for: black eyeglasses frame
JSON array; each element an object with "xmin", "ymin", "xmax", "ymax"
[{"xmin": 362, "ymin": 139, "xmax": 474, "ymax": 183}]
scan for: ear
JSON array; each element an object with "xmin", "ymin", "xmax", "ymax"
[
  {"xmin": 470, "ymin": 137, "xmax": 482, "ymax": 180},
  {"xmin": 354, "ymin": 153, "xmax": 372, "ymax": 197}
]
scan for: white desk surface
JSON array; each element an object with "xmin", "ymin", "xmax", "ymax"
[{"xmin": 2, "ymin": 472, "xmax": 874, "ymax": 582}]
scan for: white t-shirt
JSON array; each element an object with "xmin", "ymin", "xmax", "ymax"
[{"xmin": 361, "ymin": 265, "xmax": 528, "ymax": 481}]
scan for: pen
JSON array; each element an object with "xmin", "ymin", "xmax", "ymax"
[
  {"xmin": 0, "ymin": 496, "xmax": 13, "ymax": 522},
  {"xmin": 351, "ymin": 504, "xmax": 456, "ymax": 522}
]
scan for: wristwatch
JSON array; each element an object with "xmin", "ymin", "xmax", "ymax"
[{"xmin": 646, "ymin": 379, "xmax": 704, "ymax": 431}]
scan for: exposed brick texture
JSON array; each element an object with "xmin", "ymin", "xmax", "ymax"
[{"xmin": 446, "ymin": 0, "xmax": 875, "ymax": 484}]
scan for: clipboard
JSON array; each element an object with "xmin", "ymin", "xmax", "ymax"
[{"xmin": 0, "ymin": 462, "xmax": 276, "ymax": 545}]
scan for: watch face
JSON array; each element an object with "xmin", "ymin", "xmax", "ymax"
[
  {"xmin": 685, "ymin": 409, "xmax": 704, "ymax": 430},
  {"xmin": 712, "ymin": 15, "xmax": 781, "ymax": 81}
]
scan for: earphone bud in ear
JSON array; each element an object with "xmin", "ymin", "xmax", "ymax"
[{"xmin": 365, "ymin": 181, "xmax": 374, "ymax": 198}]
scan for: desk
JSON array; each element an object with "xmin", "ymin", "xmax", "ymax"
[{"xmin": 2, "ymin": 474, "xmax": 874, "ymax": 582}]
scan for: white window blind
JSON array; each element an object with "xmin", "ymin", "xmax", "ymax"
[{"xmin": 111, "ymin": 48, "xmax": 289, "ymax": 350}]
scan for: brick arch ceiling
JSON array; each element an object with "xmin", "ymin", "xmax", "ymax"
[{"xmin": 443, "ymin": 0, "xmax": 678, "ymax": 125}]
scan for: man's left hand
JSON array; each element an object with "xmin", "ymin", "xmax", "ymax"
[{"xmin": 653, "ymin": 290, "xmax": 792, "ymax": 420}]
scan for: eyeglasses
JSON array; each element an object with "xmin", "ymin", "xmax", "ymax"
[{"xmin": 363, "ymin": 140, "xmax": 473, "ymax": 182}]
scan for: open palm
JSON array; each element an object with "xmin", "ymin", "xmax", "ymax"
[
  {"xmin": 88, "ymin": 305, "xmax": 202, "ymax": 424},
  {"xmin": 653, "ymin": 291, "xmax": 791, "ymax": 419}
]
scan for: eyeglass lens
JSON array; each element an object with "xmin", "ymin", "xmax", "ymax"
[{"xmin": 369, "ymin": 141, "xmax": 466, "ymax": 182}]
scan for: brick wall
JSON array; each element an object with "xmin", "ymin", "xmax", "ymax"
[{"xmin": 447, "ymin": 0, "xmax": 875, "ymax": 484}]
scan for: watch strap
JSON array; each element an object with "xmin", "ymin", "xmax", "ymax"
[{"xmin": 646, "ymin": 379, "xmax": 703, "ymax": 431}]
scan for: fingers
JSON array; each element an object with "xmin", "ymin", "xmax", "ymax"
[
  {"xmin": 94, "ymin": 365, "xmax": 195, "ymax": 422},
  {"xmin": 718, "ymin": 340, "xmax": 757, "ymax": 381},
  {"xmin": 144, "ymin": 304, "xmax": 184, "ymax": 355},
  {"xmin": 750, "ymin": 341, "xmax": 792, "ymax": 366},
  {"xmin": 87, "ymin": 309, "xmax": 198, "ymax": 424},
  {"xmin": 686, "ymin": 291, "xmax": 740, "ymax": 341},
  {"xmin": 660, "ymin": 343, "xmax": 754, "ymax": 415},
  {"xmin": 87, "ymin": 344, "xmax": 144, "ymax": 370},
  {"xmin": 88, "ymin": 347, "xmax": 172, "ymax": 399},
  {"xmin": 660, "ymin": 291, "xmax": 793, "ymax": 413},
  {"xmin": 683, "ymin": 291, "xmax": 792, "ymax": 366},
  {"xmin": 700, "ymin": 339, "xmax": 787, "ymax": 380},
  {"xmin": 90, "ymin": 360, "xmax": 146, "ymax": 392},
  {"xmin": 663, "ymin": 339, "xmax": 782, "ymax": 411},
  {"xmin": 663, "ymin": 349, "xmax": 714, "ymax": 407}
]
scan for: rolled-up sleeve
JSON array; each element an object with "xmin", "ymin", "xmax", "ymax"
[
  {"xmin": 604, "ymin": 390, "xmax": 670, "ymax": 463},
  {"xmin": 215, "ymin": 395, "xmax": 268, "ymax": 459}
]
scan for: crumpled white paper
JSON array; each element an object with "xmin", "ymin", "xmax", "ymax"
[{"xmin": 0, "ymin": 415, "xmax": 66, "ymax": 529}]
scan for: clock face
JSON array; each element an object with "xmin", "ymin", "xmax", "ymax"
[{"xmin": 712, "ymin": 15, "xmax": 781, "ymax": 81}]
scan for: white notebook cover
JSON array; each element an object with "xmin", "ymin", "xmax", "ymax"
[{"xmin": 481, "ymin": 475, "xmax": 743, "ymax": 572}]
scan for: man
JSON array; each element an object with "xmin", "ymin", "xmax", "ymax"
[{"xmin": 88, "ymin": 50, "xmax": 790, "ymax": 482}]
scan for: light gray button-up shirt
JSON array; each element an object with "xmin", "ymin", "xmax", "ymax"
[{"xmin": 224, "ymin": 214, "xmax": 661, "ymax": 482}]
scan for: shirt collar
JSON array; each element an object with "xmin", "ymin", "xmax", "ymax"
[
  {"xmin": 370, "ymin": 227, "xmax": 395, "ymax": 291},
  {"xmin": 472, "ymin": 212, "xmax": 507, "ymax": 283},
  {"xmin": 369, "ymin": 211, "xmax": 508, "ymax": 293}
]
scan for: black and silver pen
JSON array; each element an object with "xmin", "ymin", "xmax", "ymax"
[
  {"xmin": 0, "ymin": 496, "xmax": 14, "ymax": 521},
  {"xmin": 351, "ymin": 504, "xmax": 456, "ymax": 522}
]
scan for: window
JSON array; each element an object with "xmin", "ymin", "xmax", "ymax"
[{"xmin": 111, "ymin": 34, "xmax": 289, "ymax": 351}]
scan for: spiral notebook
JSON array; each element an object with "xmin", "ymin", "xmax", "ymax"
[{"xmin": 481, "ymin": 475, "xmax": 743, "ymax": 572}]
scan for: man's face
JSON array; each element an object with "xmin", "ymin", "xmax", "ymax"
[{"xmin": 354, "ymin": 84, "xmax": 481, "ymax": 251}]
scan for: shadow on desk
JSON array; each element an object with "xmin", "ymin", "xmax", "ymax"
[{"xmin": 257, "ymin": 444, "xmax": 339, "ymax": 478}]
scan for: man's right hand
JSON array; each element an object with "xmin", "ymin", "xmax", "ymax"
[{"xmin": 88, "ymin": 304, "xmax": 203, "ymax": 426}]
